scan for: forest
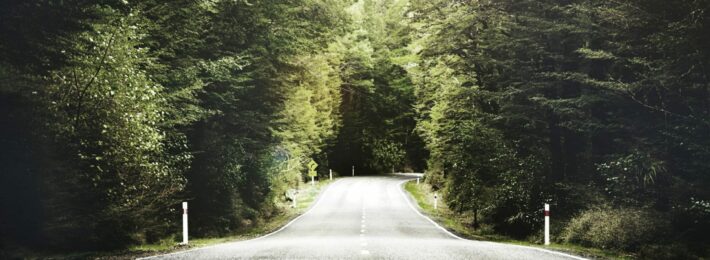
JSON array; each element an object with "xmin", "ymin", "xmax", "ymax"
[{"xmin": 1, "ymin": 0, "xmax": 708, "ymax": 258}]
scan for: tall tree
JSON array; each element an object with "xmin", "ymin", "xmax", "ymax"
[{"xmin": 330, "ymin": 0, "xmax": 426, "ymax": 174}]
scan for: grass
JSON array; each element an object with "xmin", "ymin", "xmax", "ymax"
[
  {"xmin": 9, "ymin": 178, "xmax": 336, "ymax": 260},
  {"xmin": 403, "ymin": 180, "xmax": 634, "ymax": 260},
  {"xmin": 130, "ymin": 178, "xmax": 335, "ymax": 255}
]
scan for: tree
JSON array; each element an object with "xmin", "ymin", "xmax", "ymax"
[{"xmin": 330, "ymin": 0, "xmax": 426, "ymax": 174}]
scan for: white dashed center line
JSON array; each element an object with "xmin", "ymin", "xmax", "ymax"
[{"xmin": 360, "ymin": 204, "xmax": 369, "ymax": 257}]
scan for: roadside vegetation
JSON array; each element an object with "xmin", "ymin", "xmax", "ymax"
[
  {"xmin": 405, "ymin": 181, "xmax": 634, "ymax": 259},
  {"xmin": 408, "ymin": 1, "xmax": 709, "ymax": 259},
  {"xmin": 6, "ymin": 179, "xmax": 334, "ymax": 259},
  {"xmin": 1, "ymin": 0, "xmax": 708, "ymax": 258}
]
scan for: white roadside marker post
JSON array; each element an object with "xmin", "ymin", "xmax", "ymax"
[
  {"xmin": 544, "ymin": 203, "xmax": 550, "ymax": 245},
  {"xmin": 416, "ymin": 178, "xmax": 420, "ymax": 185},
  {"xmin": 329, "ymin": 169, "xmax": 332, "ymax": 180},
  {"xmin": 352, "ymin": 165, "xmax": 355, "ymax": 176},
  {"xmin": 434, "ymin": 193, "xmax": 438, "ymax": 210},
  {"xmin": 182, "ymin": 202, "xmax": 188, "ymax": 245},
  {"xmin": 293, "ymin": 192, "xmax": 297, "ymax": 208},
  {"xmin": 311, "ymin": 176, "xmax": 315, "ymax": 187}
]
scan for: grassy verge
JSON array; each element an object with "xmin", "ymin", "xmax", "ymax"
[
  {"xmin": 403, "ymin": 180, "xmax": 633, "ymax": 260},
  {"xmin": 131, "ymin": 178, "xmax": 335, "ymax": 256},
  {"xmin": 11, "ymin": 178, "xmax": 335, "ymax": 260}
]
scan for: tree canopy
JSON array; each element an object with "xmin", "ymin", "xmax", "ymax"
[{"xmin": 1, "ymin": 0, "xmax": 708, "ymax": 258}]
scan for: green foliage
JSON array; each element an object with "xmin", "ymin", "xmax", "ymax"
[
  {"xmin": 1, "ymin": 0, "xmax": 709, "ymax": 257},
  {"xmin": 637, "ymin": 243, "xmax": 701, "ymax": 260},
  {"xmin": 37, "ymin": 7, "xmax": 186, "ymax": 248},
  {"xmin": 329, "ymin": 0, "xmax": 426, "ymax": 174},
  {"xmin": 0, "ymin": 0, "xmax": 350, "ymax": 251},
  {"xmin": 182, "ymin": 0, "xmax": 349, "ymax": 236},
  {"xmin": 273, "ymin": 54, "xmax": 342, "ymax": 181},
  {"xmin": 368, "ymin": 138, "xmax": 406, "ymax": 172},
  {"xmin": 562, "ymin": 206, "xmax": 667, "ymax": 251},
  {"xmin": 410, "ymin": 0, "xmax": 710, "ymax": 254}
]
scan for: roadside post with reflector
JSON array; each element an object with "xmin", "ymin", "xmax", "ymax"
[
  {"xmin": 182, "ymin": 202, "xmax": 188, "ymax": 245},
  {"xmin": 544, "ymin": 203, "xmax": 550, "ymax": 245},
  {"xmin": 434, "ymin": 193, "xmax": 438, "ymax": 210}
]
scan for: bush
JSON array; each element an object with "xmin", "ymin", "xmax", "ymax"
[
  {"xmin": 562, "ymin": 206, "xmax": 667, "ymax": 251},
  {"xmin": 638, "ymin": 243, "xmax": 701, "ymax": 260}
]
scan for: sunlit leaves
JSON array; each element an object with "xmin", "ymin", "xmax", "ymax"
[{"xmin": 41, "ymin": 7, "xmax": 185, "ymax": 246}]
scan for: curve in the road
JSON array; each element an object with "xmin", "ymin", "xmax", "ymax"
[
  {"xmin": 395, "ymin": 179, "xmax": 587, "ymax": 260},
  {"xmin": 142, "ymin": 176, "xmax": 587, "ymax": 260},
  {"xmin": 139, "ymin": 178, "xmax": 344, "ymax": 260}
]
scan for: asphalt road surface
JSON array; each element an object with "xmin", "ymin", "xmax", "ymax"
[{"xmin": 145, "ymin": 176, "xmax": 585, "ymax": 260}]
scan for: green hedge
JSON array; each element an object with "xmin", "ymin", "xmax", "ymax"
[{"xmin": 562, "ymin": 206, "xmax": 667, "ymax": 251}]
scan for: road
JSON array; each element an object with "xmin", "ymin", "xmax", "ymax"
[{"xmin": 145, "ymin": 176, "xmax": 585, "ymax": 260}]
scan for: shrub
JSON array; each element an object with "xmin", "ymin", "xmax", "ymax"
[
  {"xmin": 562, "ymin": 206, "xmax": 667, "ymax": 251},
  {"xmin": 638, "ymin": 243, "xmax": 700, "ymax": 260}
]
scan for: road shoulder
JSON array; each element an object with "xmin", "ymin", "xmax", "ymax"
[
  {"xmin": 400, "ymin": 179, "xmax": 602, "ymax": 260},
  {"xmin": 137, "ymin": 178, "xmax": 341, "ymax": 259}
]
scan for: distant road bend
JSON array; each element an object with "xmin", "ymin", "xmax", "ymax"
[{"xmin": 143, "ymin": 176, "xmax": 586, "ymax": 260}]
